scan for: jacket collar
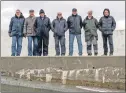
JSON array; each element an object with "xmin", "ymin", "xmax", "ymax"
[
  {"xmin": 86, "ymin": 16, "xmax": 93, "ymax": 20},
  {"xmin": 15, "ymin": 14, "xmax": 24, "ymax": 18},
  {"xmin": 72, "ymin": 14, "xmax": 78, "ymax": 17},
  {"xmin": 39, "ymin": 15, "xmax": 46, "ymax": 19},
  {"xmin": 56, "ymin": 16, "xmax": 63, "ymax": 20},
  {"xmin": 29, "ymin": 16, "xmax": 35, "ymax": 18}
]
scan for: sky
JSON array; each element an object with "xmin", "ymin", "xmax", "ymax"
[
  {"xmin": 1, "ymin": 1, "xmax": 125, "ymax": 30},
  {"xmin": 1, "ymin": 1, "xmax": 125, "ymax": 56}
]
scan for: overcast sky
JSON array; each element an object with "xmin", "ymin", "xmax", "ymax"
[{"xmin": 1, "ymin": 1, "xmax": 125, "ymax": 30}]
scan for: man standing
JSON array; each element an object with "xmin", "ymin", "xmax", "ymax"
[
  {"xmin": 34, "ymin": 9, "xmax": 51, "ymax": 56},
  {"xmin": 67, "ymin": 8, "xmax": 83, "ymax": 56},
  {"xmin": 23, "ymin": 9, "xmax": 38, "ymax": 56},
  {"xmin": 83, "ymin": 10, "xmax": 99, "ymax": 56},
  {"xmin": 99, "ymin": 8, "xmax": 116, "ymax": 56},
  {"xmin": 8, "ymin": 9, "xmax": 25, "ymax": 56},
  {"xmin": 51, "ymin": 12, "xmax": 68, "ymax": 56}
]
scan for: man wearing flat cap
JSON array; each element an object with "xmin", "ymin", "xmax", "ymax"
[
  {"xmin": 67, "ymin": 8, "xmax": 83, "ymax": 56},
  {"xmin": 34, "ymin": 9, "xmax": 51, "ymax": 56},
  {"xmin": 23, "ymin": 9, "xmax": 38, "ymax": 56}
]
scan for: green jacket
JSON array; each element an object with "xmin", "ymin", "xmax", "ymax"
[{"xmin": 83, "ymin": 16, "xmax": 98, "ymax": 42}]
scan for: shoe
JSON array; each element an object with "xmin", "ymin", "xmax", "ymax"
[
  {"xmin": 88, "ymin": 53, "xmax": 92, "ymax": 56},
  {"xmin": 109, "ymin": 53, "xmax": 113, "ymax": 56},
  {"xmin": 55, "ymin": 55, "xmax": 60, "ymax": 56},
  {"xmin": 94, "ymin": 53, "xmax": 98, "ymax": 56},
  {"xmin": 101, "ymin": 54, "xmax": 107, "ymax": 56},
  {"xmin": 61, "ymin": 54, "xmax": 65, "ymax": 56}
]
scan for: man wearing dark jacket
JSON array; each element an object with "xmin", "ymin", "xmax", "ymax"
[
  {"xmin": 51, "ymin": 12, "xmax": 68, "ymax": 56},
  {"xmin": 34, "ymin": 9, "xmax": 51, "ymax": 56},
  {"xmin": 23, "ymin": 9, "xmax": 37, "ymax": 56},
  {"xmin": 99, "ymin": 8, "xmax": 116, "ymax": 56},
  {"xmin": 67, "ymin": 8, "xmax": 83, "ymax": 56},
  {"xmin": 8, "ymin": 9, "xmax": 25, "ymax": 56},
  {"xmin": 83, "ymin": 10, "xmax": 99, "ymax": 56}
]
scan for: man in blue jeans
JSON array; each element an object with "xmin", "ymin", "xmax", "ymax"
[
  {"xmin": 67, "ymin": 8, "xmax": 83, "ymax": 56},
  {"xmin": 23, "ymin": 9, "xmax": 38, "ymax": 56},
  {"xmin": 8, "ymin": 9, "xmax": 25, "ymax": 56}
]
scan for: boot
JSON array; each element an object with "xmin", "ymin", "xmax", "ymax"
[
  {"xmin": 88, "ymin": 53, "xmax": 92, "ymax": 56},
  {"xmin": 94, "ymin": 52, "xmax": 98, "ymax": 56}
]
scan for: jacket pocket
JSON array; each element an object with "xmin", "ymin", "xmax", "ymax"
[
  {"xmin": 27, "ymin": 28, "xmax": 32, "ymax": 34},
  {"xmin": 36, "ymin": 28, "xmax": 41, "ymax": 36}
]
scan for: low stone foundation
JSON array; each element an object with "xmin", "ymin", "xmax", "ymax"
[{"xmin": 1, "ymin": 66, "xmax": 125, "ymax": 90}]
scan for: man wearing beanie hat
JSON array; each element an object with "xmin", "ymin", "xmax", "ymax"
[
  {"xmin": 67, "ymin": 8, "xmax": 83, "ymax": 56},
  {"xmin": 98, "ymin": 8, "xmax": 116, "ymax": 56},
  {"xmin": 34, "ymin": 9, "xmax": 51, "ymax": 56},
  {"xmin": 23, "ymin": 9, "xmax": 38, "ymax": 56}
]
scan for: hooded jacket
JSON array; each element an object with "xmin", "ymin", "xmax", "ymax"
[
  {"xmin": 98, "ymin": 9, "xmax": 116, "ymax": 35},
  {"xmin": 9, "ymin": 13, "xmax": 25, "ymax": 36},
  {"xmin": 83, "ymin": 16, "xmax": 99, "ymax": 42},
  {"xmin": 51, "ymin": 17, "xmax": 68, "ymax": 36},
  {"xmin": 67, "ymin": 14, "xmax": 82, "ymax": 34},
  {"xmin": 34, "ymin": 15, "xmax": 51, "ymax": 37}
]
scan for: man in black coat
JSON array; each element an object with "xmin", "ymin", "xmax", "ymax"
[{"xmin": 34, "ymin": 9, "xmax": 51, "ymax": 56}]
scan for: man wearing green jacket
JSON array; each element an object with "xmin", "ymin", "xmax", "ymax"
[{"xmin": 83, "ymin": 10, "xmax": 99, "ymax": 56}]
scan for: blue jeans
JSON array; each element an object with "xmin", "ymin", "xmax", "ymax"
[
  {"xmin": 69, "ymin": 34, "xmax": 83, "ymax": 56},
  {"xmin": 28, "ymin": 36, "xmax": 38, "ymax": 56},
  {"xmin": 11, "ymin": 36, "xmax": 23, "ymax": 56}
]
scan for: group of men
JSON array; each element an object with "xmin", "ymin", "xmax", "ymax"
[{"xmin": 8, "ymin": 8, "xmax": 116, "ymax": 56}]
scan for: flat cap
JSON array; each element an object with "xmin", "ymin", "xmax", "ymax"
[
  {"xmin": 29, "ymin": 9, "xmax": 34, "ymax": 12},
  {"xmin": 72, "ymin": 8, "xmax": 77, "ymax": 12}
]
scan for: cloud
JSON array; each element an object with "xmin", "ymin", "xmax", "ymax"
[{"xmin": 1, "ymin": 1, "xmax": 125, "ymax": 30}]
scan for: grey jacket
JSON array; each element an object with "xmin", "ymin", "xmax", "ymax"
[
  {"xmin": 9, "ymin": 14, "xmax": 25, "ymax": 36},
  {"xmin": 98, "ymin": 16, "xmax": 116, "ymax": 35},
  {"xmin": 67, "ymin": 14, "xmax": 82, "ymax": 34},
  {"xmin": 34, "ymin": 15, "xmax": 51, "ymax": 37},
  {"xmin": 23, "ymin": 16, "xmax": 36, "ymax": 36},
  {"xmin": 51, "ymin": 17, "xmax": 68, "ymax": 36},
  {"xmin": 83, "ymin": 16, "xmax": 99, "ymax": 42}
]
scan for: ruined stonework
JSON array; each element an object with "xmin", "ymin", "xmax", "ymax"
[{"xmin": 2, "ymin": 66, "xmax": 124, "ymax": 90}]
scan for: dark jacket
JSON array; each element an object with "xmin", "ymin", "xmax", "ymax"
[
  {"xmin": 9, "ymin": 14, "xmax": 25, "ymax": 36},
  {"xmin": 23, "ymin": 16, "xmax": 36, "ymax": 36},
  {"xmin": 34, "ymin": 15, "xmax": 51, "ymax": 37},
  {"xmin": 83, "ymin": 16, "xmax": 98, "ymax": 42},
  {"xmin": 98, "ymin": 9, "xmax": 116, "ymax": 35},
  {"xmin": 51, "ymin": 17, "xmax": 68, "ymax": 36},
  {"xmin": 67, "ymin": 14, "xmax": 82, "ymax": 34}
]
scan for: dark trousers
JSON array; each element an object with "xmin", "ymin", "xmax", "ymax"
[
  {"xmin": 102, "ymin": 34, "xmax": 114, "ymax": 55},
  {"xmin": 37, "ymin": 33, "xmax": 49, "ymax": 56},
  {"xmin": 54, "ymin": 35, "xmax": 66, "ymax": 56}
]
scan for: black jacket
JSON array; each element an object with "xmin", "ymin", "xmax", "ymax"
[
  {"xmin": 34, "ymin": 15, "xmax": 51, "ymax": 37},
  {"xmin": 67, "ymin": 14, "xmax": 82, "ymax": 34}
]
